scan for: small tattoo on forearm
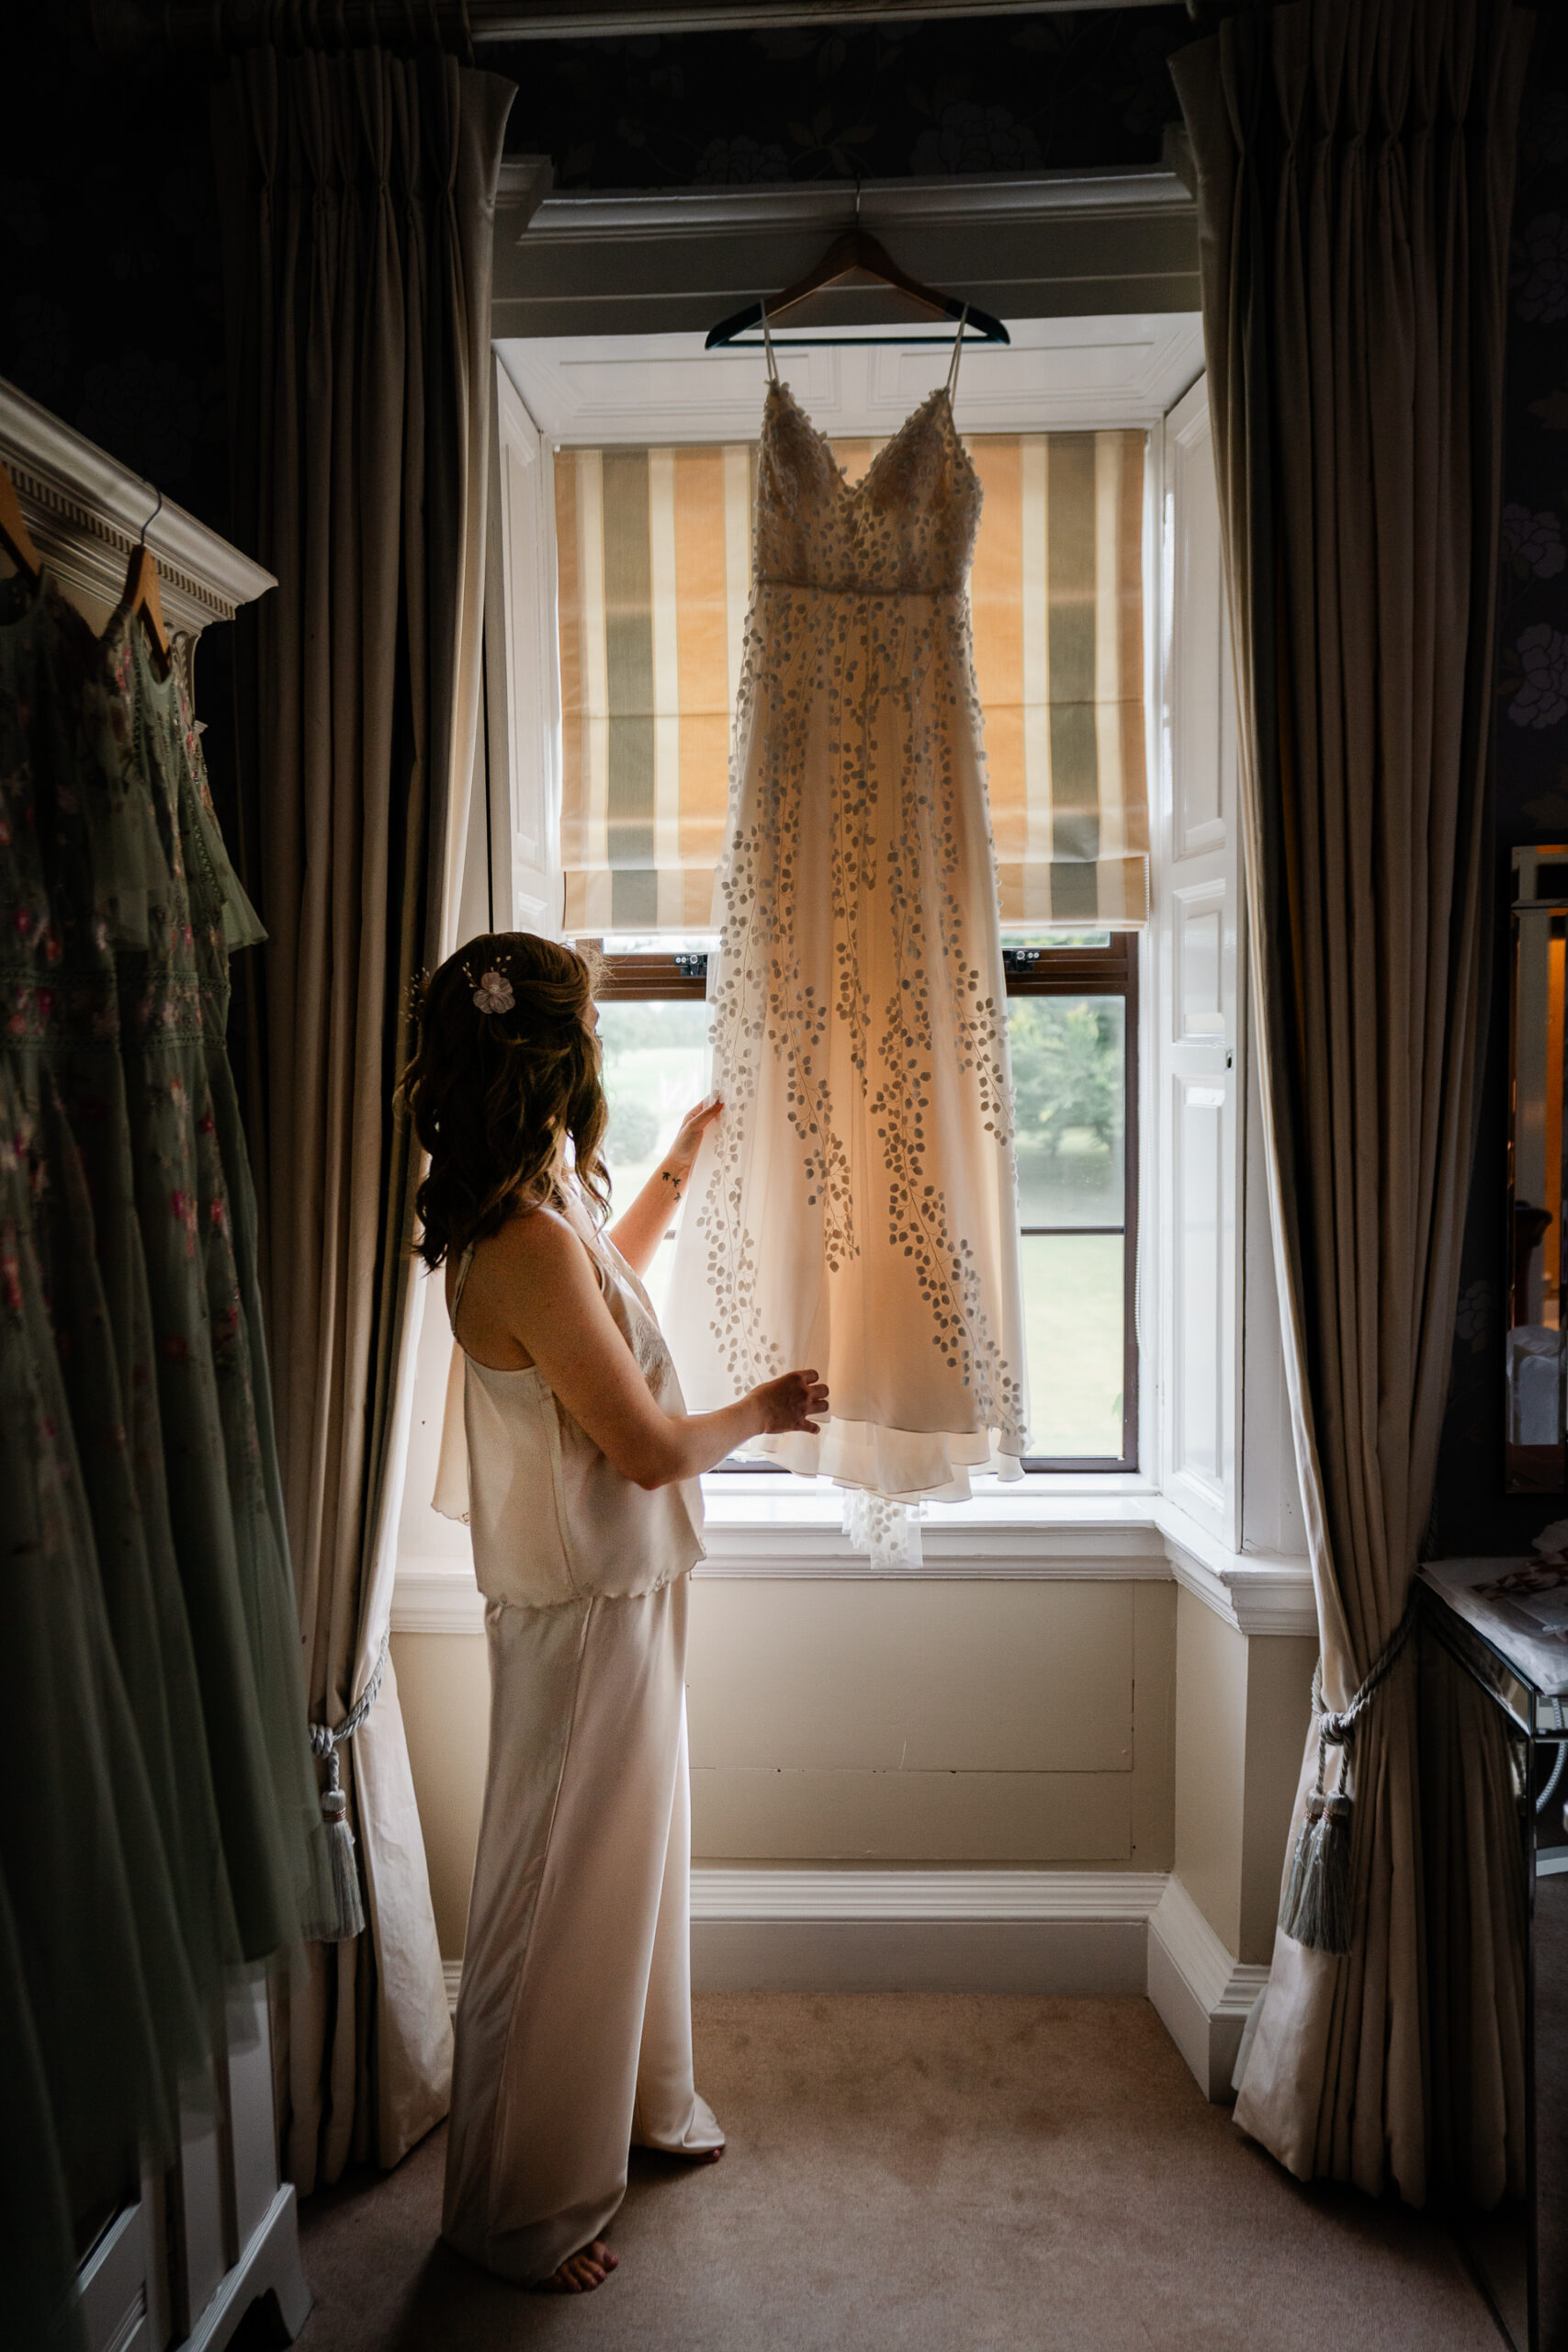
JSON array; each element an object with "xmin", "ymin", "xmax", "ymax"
[{"xmin": 660, "ymin": 1167, "xmax": 683, "ymax": 1201}]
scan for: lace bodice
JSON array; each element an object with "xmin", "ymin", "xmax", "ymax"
[{"xmin": 755, "ymin": 380, "xmax": 981, "ymax": 597}]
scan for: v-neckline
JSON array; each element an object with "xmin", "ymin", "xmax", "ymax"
[{"xmin": 767, "ymin": 379, "xmax": 969, "ymax": 503}]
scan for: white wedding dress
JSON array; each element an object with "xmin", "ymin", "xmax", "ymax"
[{"xmin": 666, "ymin": 321, "xmax": 1029, "ymax": 1551}]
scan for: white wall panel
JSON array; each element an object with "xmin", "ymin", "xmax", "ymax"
[
  {"xmin": 685, "ymin": 1580, "xmax": 1134, "ymax": 1775},
  {"xmin": 395, "ymin": 1577, "xmax": 1178, "ymax": 1949},
  {"xmin": 1156, "ymin": 377, "xmax": 1307, "ymax": 1571},
  {"xmin": 1174, "ymin": 879, "xmax": 1226, "ymax": 1037},
  {"xmin": 1169, "ymin": 404, "xmax": 1230, "ymax": 860},
  {"xmin": 1173, "ymin": 1071, "xmax": 1227, "ymax": 1498},
  {"xmin": 1241, "ymin": 998, "xmax": 1308, "ymax": 1555},
  {"xmin": 689, "ymin": 1766, "xmax": 1134, "ymax": 1864},
  {"xmin": 1157, "ymin": 379, "xmax": 1242, "ymax": 1546},
  {"xmin": 488, "ymin": 356, "xmax": 560, "ymax": 936}
]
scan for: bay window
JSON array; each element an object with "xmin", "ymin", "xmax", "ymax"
[{"xmin": 557, "ymin": 412, "xmax": 1149, "ymax": 1477}]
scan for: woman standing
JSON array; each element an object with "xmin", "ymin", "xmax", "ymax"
[{"xmin": 405, "ymin": 934, "xmax": 826, "ymax": 2294}]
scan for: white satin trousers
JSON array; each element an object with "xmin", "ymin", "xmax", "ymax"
[{"xmin": 442, "ymin": 1573, "xmax": 723, "ymax": 2281}]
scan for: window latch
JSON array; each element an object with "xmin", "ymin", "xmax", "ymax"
[
  {"xmin": 1002, "ymin": 946, "xmax": 1043, "ymax": 977},
  {"xmin": 673, "ymin": 952, "xmax": 709, "ymax": 981}
]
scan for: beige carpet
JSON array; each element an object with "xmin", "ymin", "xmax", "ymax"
[{"xmin": 288, "ymin": 1994, "xmax": 1497, "ymax": 2352}]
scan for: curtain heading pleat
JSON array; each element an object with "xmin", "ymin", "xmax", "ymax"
[{"xmin": 554, "ymin": 428, "xmax": 1149, "ymax": 933}]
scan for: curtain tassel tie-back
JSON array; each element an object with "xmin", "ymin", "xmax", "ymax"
[
  {"xmin": 1280, "ymin": 1601, "xmax": 1416, "ymax": 1957},
  {"xmin": 308, "ymin": 1631, "xmax": 390, "ymax": 1943}
]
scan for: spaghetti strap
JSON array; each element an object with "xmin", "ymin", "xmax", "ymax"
[
  {"xmin": 945, "ymin": 303, "xmax": 970, "ymax": 405},
  {"xmin": 760, "ymin": 297, "xmax": 780, "ymax": 387}
]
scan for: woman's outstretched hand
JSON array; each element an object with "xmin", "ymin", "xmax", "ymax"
[
  {"xmin": 608, "ymin": 1097, "xmax": 724, "ymax": 1280},
  {"xmin": 661, "ymin": 1095, "xmax": 724, "ymax": 1189},
  {"xmin": 751, "ymin": 1369, "xmax": 829, "ymax": 1435}
]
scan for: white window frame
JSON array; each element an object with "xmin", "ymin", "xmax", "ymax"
[{"xmin": 486, "ymin": 360, "xmax": 561, "ymax": 939}]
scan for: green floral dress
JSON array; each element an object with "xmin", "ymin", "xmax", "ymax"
[
  {"xmin": 1, "ymin": 571, "xmax": 207, "ymax": 2209},
  {"xmin": 97, "ymin": 606, "xmax": 330, "ymax": 1959},
  {"xmin": 0, "ymin": 569, "xmax": 327, "ymax": 2323}
]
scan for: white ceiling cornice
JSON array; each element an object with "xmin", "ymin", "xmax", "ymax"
[
  {"xmin": 513, "ymin": 165, "xmax": 1193, "ymax": 242},
  {"xmin": 472, "ymin": 0, "xmax": 1175, "ymax": 32},
  {"xmin": 122, "ymin": 0, "xmax": 1176, "ymax": 54},
  {"xmin": 493, "ymin": 162, "xmax": 1199, "ymax": 338},
  {"xmin": 0, "ymin": 378, "xmax": 275, "ymax": 636}
]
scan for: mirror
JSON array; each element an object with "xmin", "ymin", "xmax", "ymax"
[{"xmin": 1508, "ymin": 846, "xmax": 1568, "ymax": 1493}]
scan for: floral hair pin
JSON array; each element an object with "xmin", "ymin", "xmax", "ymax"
[{"xmin": 471, "ymin": 967, "xmax": 514, "ymax": 1016}]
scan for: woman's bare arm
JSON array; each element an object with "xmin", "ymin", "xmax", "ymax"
[
  {"xmin": 466, "ymin": 1206, "xmax": 826, "ymax": 1489},
  {"xmin": 609, "ymin": 1097, "xmax": 723, "ymax": 1278}
]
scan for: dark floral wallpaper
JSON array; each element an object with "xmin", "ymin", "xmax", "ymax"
[
  {"xmin": 489, "ymin": 9, "xmax": 1191, "ymax": 186},
  {"xmin": 3, "ymin": 6, "xmax": 1564, "ymax": 1553},
  {"xmin": 1436, "ymin": 17, "xmax": 1568, "ymax": 1557},
  {"xmin": 0, "ymin": 18, "xmax": 231, "ymax": 539}
]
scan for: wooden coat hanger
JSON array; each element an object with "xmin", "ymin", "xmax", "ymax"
[
  {"xmin": 0, "ymin": 460, "xmax": 42, "ymax": 582},
  {"xmin": 706, "ymin": 184, "xmax": 1009, "ymax": 354},
  {"xmin": 123, "ymin": 484, "xmax": 171, "ymax": 674}
]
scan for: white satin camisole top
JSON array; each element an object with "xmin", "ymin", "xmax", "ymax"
[{"xmin": 433, "ymin": 1187, "xmax": 705, "ymax": 1609}]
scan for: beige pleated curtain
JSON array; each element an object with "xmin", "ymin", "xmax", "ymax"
[
  {"xmin": 215, "ymin": 44, "xmax": 514, "ymax": 2191},
  {"xmin": 1172, "ymin": 0, "xmax": 1529, "ymax": 2198},
  {"xmin": 554, "ymin": 430, "xmax": 1149, "ymax": 934}
]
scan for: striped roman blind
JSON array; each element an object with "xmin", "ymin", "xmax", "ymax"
[{"xmin": 553, "ymin": 428, "xmax": 1148, "ymax": 934}]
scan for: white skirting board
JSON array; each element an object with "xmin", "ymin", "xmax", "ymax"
[
  {"xmin": 689, "ymin": 1868, "xmax": 1161, "ymax": 1998},
  {"xmin": 1145, "ymin": 1878, "xmax": 1270, "ymax": 2104},
  {"xmin": 441, "ymin": 1869, "xmax": 1265, "ymax": 2106}
]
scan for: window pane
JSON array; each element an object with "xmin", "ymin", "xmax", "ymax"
[
  {"xmin": 595, "ymin": 997, "xmax": 711, "ymax": 1317},
  {"xmin": 1021, "ymin": 1232, "xmax": 1125, "ymax": 1459},
  {"xmin": 1008, "ymin": 995, "xmax": 1125, "ymax": 1228},
  {"xmin": 1000, "ymin": 930, "xmax": 1112, "ymax": 950},
  {"xmin": 593, "ymin": 993, "xmax": 1129, "ymax": 1450},
  {"xmin": 598, "ymin": 932, "xmax": 718, "ymax": 956}
]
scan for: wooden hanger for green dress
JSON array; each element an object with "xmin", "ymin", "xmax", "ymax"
[
  {"xmin": 0, "ymin": 461, "xmax": 42, "ymax": 582},
  {"xmin": 122, "ymin": 485, "xmax": 171, "ymax": 675}
]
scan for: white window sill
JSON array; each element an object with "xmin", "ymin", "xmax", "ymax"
[
  {"xmin": 698, "ymin": 1466, "xmax": 1160, "ymax": 1522},
  {"xmin": 694, "ymin": 1467, "xmax": 1161, "ymax": 1573},
  {"xmin": 390, "ymin": 1473, "xmax": 1316, "ymax": 1638}
]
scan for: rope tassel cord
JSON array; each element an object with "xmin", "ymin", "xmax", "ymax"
[
  {"xmin": 307, "ymin": 1632, "xmax": 389, "ymax": 1944},
  {"xmin": 1280, "ymin": 1604, "xmax": 1414, "ymax": 1957}
]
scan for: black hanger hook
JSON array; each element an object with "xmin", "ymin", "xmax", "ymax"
[{"xmin": 140, "ymin": 484, "xmax": 164, "ymax": 549}]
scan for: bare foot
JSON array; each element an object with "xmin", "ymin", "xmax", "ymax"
[{"xmin": 533, "ymin": 2240, "xmax": 617, "ymax": 2295}]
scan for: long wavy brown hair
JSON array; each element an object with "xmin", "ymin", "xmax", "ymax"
[{"xmin": 403, "ymin": 933, "xmax": 609, "ymax": 1272}]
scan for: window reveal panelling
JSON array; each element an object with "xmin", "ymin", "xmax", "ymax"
[
  {"xmin": 592, "ymin": 934, "xmax": 1138, "ymax": 1475},
  {"xmin": 554, "ymin": 431, "xmax": 1150, "ymax": 938}
]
